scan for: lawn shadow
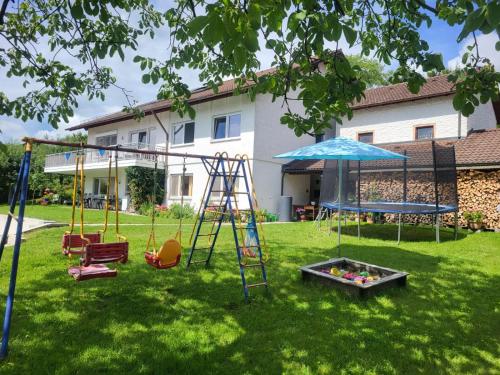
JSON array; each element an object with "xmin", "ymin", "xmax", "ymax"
[
  {"xmin": 0, "ymin": 226, "xmax": 498, "ymax": 374},
  {"xmin": 330, "ymin": 222, "xmax": 467, "ymax": 243}
]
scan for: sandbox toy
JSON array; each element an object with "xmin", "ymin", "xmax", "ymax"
[{"xmin": 300, "ymin": 258, "xmax": 408, "ymax": 297}]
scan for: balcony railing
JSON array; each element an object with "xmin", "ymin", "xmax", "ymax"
[{"xmin": 45, "ymin": 143, "xmax": 166, "ymax": 170}]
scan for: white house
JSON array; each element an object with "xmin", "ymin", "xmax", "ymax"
[
  {"xmin": 44, "ymin": 70, "xmax": 312, "ymax": 212},
  {"xmin": 282, "ymin": 75, "xmax": 498, "ymax": 207},
  {"xmin": 44, "ymin": 73, "xmax": 498, "ymax": 215}
]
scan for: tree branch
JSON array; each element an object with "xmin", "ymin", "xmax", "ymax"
[
  {"xmin": 0, "ymin": 0, "xmax": 10, "ymax": 25},
  {"xmin": 413, "ymin": 0, "xmax": 438, "ymax": 15}
]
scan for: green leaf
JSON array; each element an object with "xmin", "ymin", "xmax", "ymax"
[
  {"xmin": 496, "ymin": 41, "xmax": 500, "ymax": 51},
  {"xmin": 233, "ymin": 47, "xmax": 246, "ymax": 70},
  {"xmin": 452, "ymin": 92, "xmax": 465, "ymax": 111},
  {"xmin": 187, "ymin": 16, "xmax": 208, "ymax": 37},
  {"xmin": 458, "ymin": 8, "xmax": 486, "ymax": 42},
  {"xmin": 142, "ymin": 74, "xmax": 150, "ymax": 84},
  {"xmin": 486, "ymin": 2, "xmax": 500, "ymax": 28},
  {"xmin": 70, "ymin": 1, "xmax": 84, "ymax": 19},
  {"xmin": 343, "ymin": 26, "xmax": 357, "ymax": 46}
]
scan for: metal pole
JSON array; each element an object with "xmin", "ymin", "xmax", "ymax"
[
  {"xmin": 337, "ymin": 160, "xmax": 342, "ymax": 257},
  {"xmin": 436, "ymin": 214, "xmax": 440, "ymax": 243},
  {"xmin": 1, "ymin": 143, "xmax": 32, "ymax": 359},
  {"xmin": 357, "ymin": 211, "xmax": 360, "ymax": 240},
  {"xmin": 397, "ymin": 213, "xmax": 402, "ymax": 245},
  {"xmin": 454, "ymin": 211, "xmax": 458, "ymax": 240},
  {"xmin": 0, "ymin": 157, "xmax": 25, "ymax": 262},
  {"xmin": 22, "ymin": 137, "xmax": 240, "ymax": 161}
]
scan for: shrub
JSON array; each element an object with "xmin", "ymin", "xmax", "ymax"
[
  {"xmin": 463, "ymin": 211, "xmax": 484, "ymax": 222},
  {"xmin": 125, "ymin": 166, "xmax": 165, "ymax": 211},
  {"xmin": 138, "ymin": 201, "xmax": 156, "ymax": 217},
  {"xmin": 169, "ymin": 203, "xmax": 194, "ymax": 219}
]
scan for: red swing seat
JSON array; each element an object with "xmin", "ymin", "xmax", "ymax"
[
  {"xmin": 68, "ymin": 264, "xmax": 117, "ymax": 281},
  {"xmin": 62, "ymin": 233, "xmax": 101, "ymax": 255},
  {"xmin": 81, "ymin": 242, "xmax": 128, "ymax": 267}
]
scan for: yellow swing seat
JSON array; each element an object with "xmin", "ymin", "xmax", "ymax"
[{"xmin": 145, "ymin": 239, "xmax": 181, "ymax": 269}]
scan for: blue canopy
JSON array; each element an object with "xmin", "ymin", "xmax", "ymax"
[
  {"xmin": 274, "ymin": 136, "xmax": 408, "ymax": 161},
  {"xmin": 274, "ymin": 136, "xmax": 407, "ymax": 258}
]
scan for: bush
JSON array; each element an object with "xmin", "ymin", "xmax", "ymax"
[
  {"xmin": 138, "ymin": 201, "xmax": 156, "ymax": 217},
  {"xmin": 169, "ymin": 203, "xmax": 194, "ymax": 219},
  {"xmin": 463, "ymin": 211, "xmax": 484, "ymax": 222},
  {"xmin": 126, "ymin": 166, "xmax": 165, "ymax": 211}
]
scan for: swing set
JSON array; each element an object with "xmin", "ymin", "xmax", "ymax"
[
  {"xmin": 0, "ymin": 137, "xmax": 269, "ymax": 358},
  {"xmin": 64, "ymin": 148, "xmax": 128, "ymax": 281}
]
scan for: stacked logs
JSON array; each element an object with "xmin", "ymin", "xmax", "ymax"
[
  {"xmin": 357, "ymin": 169, "xmax": 500, "ymax": 230},
  {"xmin": 449, "ymin": 169, "xmax": 500, "ymax": 229}
]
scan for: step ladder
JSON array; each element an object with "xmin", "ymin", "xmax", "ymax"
[{"xmin": 187, "ymin": 154, "xmax": 268, "ymax": 300}]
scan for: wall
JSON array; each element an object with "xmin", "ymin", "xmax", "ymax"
[
  {"xmin": 282, "ymin": 174, "xmax": 310, "ymax": 206},
  {"xmin": 338, "ymin": 96, "xmax": 461, "ymax": 143},
  {"xmin": 85, "ymin": 95, "xmax": 258, "ymax": 210},
  {"xmin": 253, "ymin": 93, "xmax": 314, "ymax": 213},
  {"xmin": 466, "ymin": 102, "xmax": 497, "ymax": 133}
]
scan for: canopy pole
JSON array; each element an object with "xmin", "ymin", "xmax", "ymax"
[{"xmin": 337, "ymin": 160, "xmax": 342, "ymax": 257}]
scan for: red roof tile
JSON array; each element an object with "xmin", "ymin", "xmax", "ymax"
[
  {"xmin": 283, "ymin": 129, "xmax": 500, "ymax": 172},
  {"xmin": 351, "ymin": 74, "xmax": 455, "ymax": 110}
]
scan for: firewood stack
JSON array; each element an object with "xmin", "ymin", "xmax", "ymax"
[{"xmin": 449, "ymin": 170, "xmax": 500, "ymax": 229}]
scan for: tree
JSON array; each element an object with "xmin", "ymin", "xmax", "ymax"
[
  {"xmin": 141, "ymin": 0, "xmax": 500, "ymax": 136},
  {"xmin": 0, "ymin": 1, "xmax": 499, "ymax": 138},
  {"xmin": 0, "ymin": 0, "xmax": 163, "ymax": 128},
  {"xmin": 346, "ymin": 55, "xmax": 390, "ymax": 87}
]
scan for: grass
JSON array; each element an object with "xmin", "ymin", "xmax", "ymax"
[
  {"xmin": 0, "ymin": 212, "xmax": 499, "ymax": 374},
  {"xmin": 0, "ymin": 204, "xmax": 194, "ymax": 225}
]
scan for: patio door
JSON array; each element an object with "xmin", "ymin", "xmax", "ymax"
[{"xmin": 93, "ymin": 178, "xmax": 115, "ymax": 197}]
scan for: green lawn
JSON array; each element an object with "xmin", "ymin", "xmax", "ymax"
[
  {"xmin": 0, "ymin": 204, "xmax": 194, "ymax": 225},
  {"xmin": 0, "ymin": 214, "xmax": 499, "ymax": 374}
]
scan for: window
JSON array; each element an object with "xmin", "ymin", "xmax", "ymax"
[
  {"xmin": 415, "ymin": 125, "xmax": 434, "ymax": 140},
  {"xmin": 211, "ymin": 176, "xmax": 239, "ymax": 199},
  {"xmin": 170, "ymin": 174, "xmax": 193, "ymax": 197},
  {"xmin": 213, "ymin": 113, "xmax": 241, "ymax": 140},
  {"xmin": 172, "ymin": 122, "xmax": 195, "ymax": 145},
  {"xmin": 358, "ymin": 132, "xmax": 373, "ymax": 144},
  {"xmin": 96, "ymin": 133, "xmax": 117, "ymax": 147},
  {"xmin": 129, "ymin": 130, "xmax": 148, "ymax": 148},
  {"xmin": 93, "ymin": 178, "xmax": 114, "ymax": 196}
]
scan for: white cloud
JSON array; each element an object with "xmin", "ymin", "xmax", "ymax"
[
  {"xmin": 0, "ymin": 119, "xmax": 31, "ymax": 143},
  {"xmin": 447, "ymin": 33, "xmax": 499, "ymax": 70}
]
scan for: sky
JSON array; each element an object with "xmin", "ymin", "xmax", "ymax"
[{"xmin": 0, "ymin": 7, "xmax": 498, "ymax": 143}]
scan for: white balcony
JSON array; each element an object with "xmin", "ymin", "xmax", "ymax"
[{"xmin": 44, "ymin": 143, "xmax": 166, "ymax": 174}]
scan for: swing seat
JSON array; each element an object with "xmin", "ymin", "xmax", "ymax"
[
  {"xmin": 82, "ymin": 242, "xmax": 128, "ymax": 267},
  {"xmin": 144, "ymin": 239, "xmax": 181, "ymax": 269},
  {"xmin": 68, "ymin": 264, "xmax": 117, "ymax": 281},
  {"xmin": 62, "ymin": 233, "xmax": 101, "ymax": 255}
]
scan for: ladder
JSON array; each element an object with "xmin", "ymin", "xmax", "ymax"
[{"xmin": 187, "ymin": 154, "xmax": 268, "ymax": 300}]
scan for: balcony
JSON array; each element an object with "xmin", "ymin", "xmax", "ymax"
[{"xmin": 44, "ymin": 143, "xmax": 166, "ymax": 173}]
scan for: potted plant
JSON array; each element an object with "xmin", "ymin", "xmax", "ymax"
[
  {"xmin": 296, "ymin": 207, "xmax": 306, "ymax": 221},
  {"xmin": 366, "ymin": 212, "xmax": 374, "ymax": 224},
  {"xmin": 463, "ymin": 211, "xmax": 484, "ymax": 230}
]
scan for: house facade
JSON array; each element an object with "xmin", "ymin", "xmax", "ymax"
[
  {"xmin": 45, "ymin": 73, "xmax": 499, "ymax": 225},
  {"xmin": 44, "ymin": 76, "xmax": 311, "ymax": 212}
]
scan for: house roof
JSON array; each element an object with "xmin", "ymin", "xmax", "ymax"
[
  {"xmin": 282, "ymin": 129, "xmax": 500, "ymax": 173},
  {"xmin": 351, "ymin": 74, "xmax": 455, "ymax": 110},
  {"xmin": 68, "ymin": 67, "xmax": 278, "ymax": 131},
  {"xmin": 455, "ymin": 128, "xmax": 500, "ymax": 167},
  {"xmin": 69, "ymin": 66, "xmax": 456, "ymax": 131}
]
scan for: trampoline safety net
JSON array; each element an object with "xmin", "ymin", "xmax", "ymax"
[{"xmin": 319, "ymin": 141, "xmax": 458, "ymax": 214}]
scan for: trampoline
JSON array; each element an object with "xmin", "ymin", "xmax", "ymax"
[
  {"xmin": 321, "ymin": 202, "xmax": 457, "ymax": 215},
  {"xmin": 318, "ymin": 141, "xmax": 459, "ymax": 243}
]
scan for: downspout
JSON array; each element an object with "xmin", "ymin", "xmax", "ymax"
[
  {"xmin": 457, "ymin": 112, "xmax": 462, "ymax": 139},
  {"xmin": 151, "ymin": 110, "xmax": 169, "ymax": 206}
]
